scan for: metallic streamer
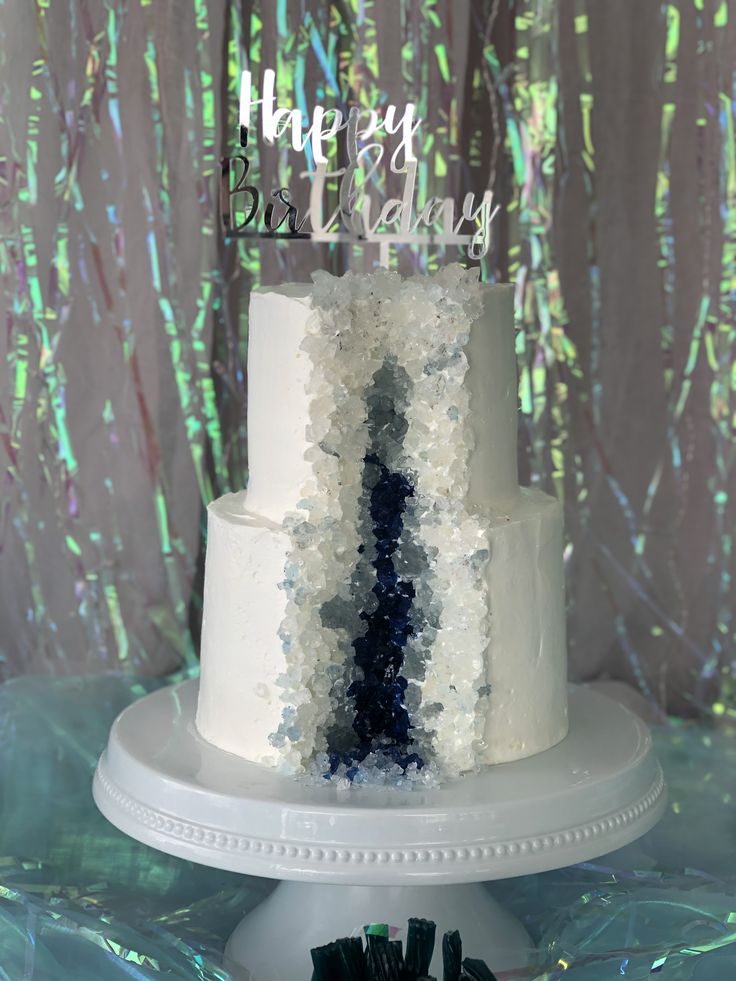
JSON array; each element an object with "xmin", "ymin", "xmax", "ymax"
[{"xmin": 0, "ymin": 1, "xmax": 733, "ymax": 724}]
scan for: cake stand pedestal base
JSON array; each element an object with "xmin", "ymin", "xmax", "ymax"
[
  {"xmin": 93, "ymin": 681, "xmax": 665, "ymax": 979},
  {"xmin": 225, "ymin": 881, "xmax": 530, "ymax": 978}
]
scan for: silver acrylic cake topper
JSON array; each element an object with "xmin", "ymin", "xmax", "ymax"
[{"xmin": 220, "ymin": 69, "xmax": 499, "ymax": 263}]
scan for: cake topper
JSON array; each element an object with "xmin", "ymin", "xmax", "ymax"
[{"xmin": 221, "ymin": 69, "xmax": 499, "ymax": 263}]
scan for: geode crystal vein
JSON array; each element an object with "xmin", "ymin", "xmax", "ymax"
[{"xmin": 196, "ymin": 266, "xmax": 569, "ymax": 784}]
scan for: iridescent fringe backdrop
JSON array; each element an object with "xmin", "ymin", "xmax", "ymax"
[{"xmin": 1, "ymin": 1, "xmax": 734, "ymax": 719}]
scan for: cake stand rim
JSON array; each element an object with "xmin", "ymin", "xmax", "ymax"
[{"xmin": 92, "ymin": 681, "xmax": 667, "ymax": 885}]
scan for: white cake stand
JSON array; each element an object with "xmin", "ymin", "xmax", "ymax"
[{"xmin": 93, "ymin": 681, "xmax": 665, "ymax": 979}]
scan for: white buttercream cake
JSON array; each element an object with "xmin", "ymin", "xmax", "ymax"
[{"xmin": 196, "ymin": 265, "xmax": 568, "ymax": 784}]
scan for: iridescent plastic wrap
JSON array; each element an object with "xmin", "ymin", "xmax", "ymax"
[
  {"xmin": 1, "ymin": 4, "xmax": 735, "ymax": 711},
  {"xmin": 0, "ymin": 0, "xmax": 229, "ymax": 676},
  {"xmin": 2, "ymin": 2, "xmax": 735, "ymax": 975},
  {"xmin": 2, "ymin": 675, "xmax": 736, "ymax": 978}
]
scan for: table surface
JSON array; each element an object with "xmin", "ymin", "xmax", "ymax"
[{"xmin": 1, "ymin": 670, "xmax": 735, "ymax": 980}]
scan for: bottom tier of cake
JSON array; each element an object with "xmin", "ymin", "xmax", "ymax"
[{"xmin": 196, "ymin": 487, "xmax": 568, "ymax": 776}]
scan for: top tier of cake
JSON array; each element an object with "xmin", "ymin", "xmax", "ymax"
[{"xmin": 244, "ymin": 281, "xmax": 519, "ymax": 525}]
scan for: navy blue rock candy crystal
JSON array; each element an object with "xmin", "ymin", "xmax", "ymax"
[
  {"xmin": 327, "ymin": 454, "xmax": 422, "ymax": 777},
  {"xmin": 327, "ymin": 362, "xmax": 424, "ymax": 779}
]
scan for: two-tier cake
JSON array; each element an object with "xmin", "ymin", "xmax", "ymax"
[{"xmin": 196, "ymin": 265, "xmax": 567, "ymax": 784}]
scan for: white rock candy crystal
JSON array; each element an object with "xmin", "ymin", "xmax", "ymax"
[{"xmin": 271, "ymin": 264, "xmax": 492, "ymax": 780}]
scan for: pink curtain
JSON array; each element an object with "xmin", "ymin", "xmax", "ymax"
[{"xmin": 1, "ymin": 1, "xmax": 734, "ymax": 720}]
